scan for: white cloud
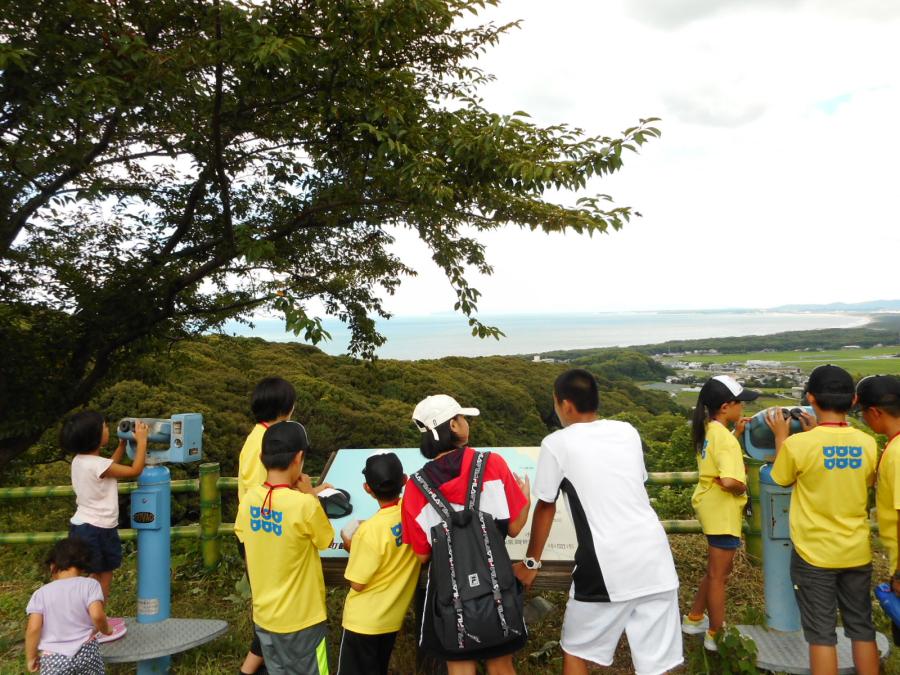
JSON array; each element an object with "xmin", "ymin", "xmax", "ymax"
[{"xmin": 371, "ymin": 0, "xmax": 900, "ymax": 316}]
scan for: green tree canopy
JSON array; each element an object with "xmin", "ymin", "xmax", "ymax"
[{"xmin": 0, "ymin": 0, "xmax": 659, "ymax": 467}]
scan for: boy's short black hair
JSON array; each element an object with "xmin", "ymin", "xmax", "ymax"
[
  {"xmin": 554, "ymin": 369, "xmax": 600, "ymax": 413},
  {"xmin": 60, "ymin": 410, "xmax": 105, "ymax": 455},
  {"xmin": 261, "ymin": 421, "xmax": 309, "ymax": 470},
  {"xmin": 857, "ymin": 375, "xmax": 900, "ymax": 417},
  {"xmin": 251, "ymin": 377, "xmax": 296, "ymax": 423},
  {"xmin": 45, "ymin": 537, "xmax": 94, "ymax": 572},
  {"xmin": 805, "ymin": 364, "xmax": 855, "ymax": 413}
]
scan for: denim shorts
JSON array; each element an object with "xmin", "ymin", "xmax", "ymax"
[
  {"xmin": 69, "ymin": 522, "xmax": 122, "ymax": 573},
  {"xmin": 706, "ymin": 534, "xmax": 742, "ymax": 550}
]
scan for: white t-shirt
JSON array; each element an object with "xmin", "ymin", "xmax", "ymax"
[
  {"xmin": 70, "ymin": 454, "xmax": 118, "ymax": 529},
  {"xmin": 533, "ymin": 419, "xmax": 679, "ymax": 602}
]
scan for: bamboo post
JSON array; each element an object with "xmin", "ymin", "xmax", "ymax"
[
  {"xmin": 198, "ymin": 462, "xmax": 222, "ymax": 570},
  {"xmin": 744, "ymin": 459, "xmax": 764, "ymax": 565}
]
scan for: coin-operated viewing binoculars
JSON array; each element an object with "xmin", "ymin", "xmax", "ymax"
[
  {"xmin": 743, "ymin": 405, "xmax": 815, "ymax": 633},
  {"xmin": 113, "ymin": 413, "xmax": 206, "ymax": 673},
  {"xmin": 744, "ymin": 406, "xmax": 814, "ymax": 462},
  {"xmin": 117, "ymin": 414, "xmax": 203, "ymax": 464}
]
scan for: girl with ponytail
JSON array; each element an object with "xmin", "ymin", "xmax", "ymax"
[{"xmin": 682, "ymin": 376, "xmax": 759, "ymax": 651}]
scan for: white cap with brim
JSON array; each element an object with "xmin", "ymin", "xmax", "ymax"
[
  {"xmin": 412, "ymin": 394, "xmax": 480, "ymax": 440},
  {"xmin": 711, "ymin": 375, "xmax": 760, "ymax": 402}
]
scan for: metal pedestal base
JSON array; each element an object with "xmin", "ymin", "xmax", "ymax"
[
  {"xmin": 736, "ymin": 625, "xmax": 890, "ymax": 674},
  {"xmin": 100, "ymin": 617, "xmax": 228, "ymax": 673}
]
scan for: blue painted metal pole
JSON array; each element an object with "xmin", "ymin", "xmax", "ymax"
[
  {"xmin": 759, "ymin": 464, "xmax": 801, "ymax": 632},
  {"xmin": 131, "ymin": 464, "xmax": 172, "ymax": 673}
]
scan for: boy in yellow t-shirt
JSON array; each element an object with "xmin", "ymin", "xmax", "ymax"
[
  {"xmin": 768, "ymin": 365, "xmax": 878, "ymax": 675},
  {"xmin": 234, "ymin": 421, "xmax": 335, "ymax": 675},
  {"xmin": 338, "ymin": 452, "xmax": 420, "ymax": 675},
  {"xmin": 856, "ymin": 375, "xmax": 900, "ymax": 645}
]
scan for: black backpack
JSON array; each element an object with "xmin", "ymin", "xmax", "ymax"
[{"xmin": 412, "ymin": 450, "xmax": 526, "ymax": 654}]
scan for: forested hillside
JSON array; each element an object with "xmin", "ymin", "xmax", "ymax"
[{"xmin": 8, "ymin": 336, "xmax": 683, "ymax": 480}]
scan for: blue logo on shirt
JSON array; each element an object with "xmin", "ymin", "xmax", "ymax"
[
  {"xmin": 250, "ymin": 505, "xmax": 283, "ymax": 536},
  {"xmin": 391, "ymin": 523, "xmax": 402, "ymax": 547},
  {"xmin": 701, "ymin": 439, "xmax": 708, "ymax": 460},
  {"xmin": 822, "ymin": 446, "xmax": 862, "ymax": 470}
]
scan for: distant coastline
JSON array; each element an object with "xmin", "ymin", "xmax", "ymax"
[{"xmin": 222, "ymin": 310, "xmax": 875, "ymax": 360}]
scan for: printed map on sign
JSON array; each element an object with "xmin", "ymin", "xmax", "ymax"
[{"xmin": 318, "ymin": 447, "xmax": 578, "ymax": 561}]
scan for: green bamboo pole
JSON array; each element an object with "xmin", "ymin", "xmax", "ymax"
[
  {"xmin": 0, "ymin": 479, "xmax": 202, "ymax": 500},
  {"xmin": 199, "ymin": 462, "xmax": 222, "ymax": 570},
  {"xmin": 646, "ymin": 471, "xmax": 700, "ymax": 486},
  {"xmin": 744, "ymin": 459, "xmax": 764, "ymax": 565},
  {"xmin": 660, "ymin": 519, "xmax": 702, "ymax": 534}
]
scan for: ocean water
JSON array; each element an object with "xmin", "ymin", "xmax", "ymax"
[{"xmin": 221, "ymin": 311, "xmax": 869, "ymax": 360}]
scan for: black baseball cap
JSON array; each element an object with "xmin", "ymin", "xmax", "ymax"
[
  {"xmin": 856, "ymin": 375, "xmax": 900, "ymax": 409},
  {"xmin": 362, "ymin": 452, "xmax": 404, "ymax": 494},
  {"xmin": 806, "ymin": 364, "xmax": 854, "ymax": 397},
  {"xmin": 262, "ymin": 421, "xmax": 310, "ymax": 461},
  {"xmin": 699, "ymin": 375, "xmax": 760, "ymax": 410}
]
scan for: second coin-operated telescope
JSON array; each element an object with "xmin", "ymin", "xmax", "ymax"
[
  {"xmin": 117, "ymin": 414, "xmax": 203, "ymax": 464},
  {"xmin": 743, "ymin": 406, "xmax": 815, "ymax": 461}
]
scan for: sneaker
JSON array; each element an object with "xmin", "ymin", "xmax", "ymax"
[
  {"xmin": 681, "ymin": 613, "xmax": 709, "ymax": 635},
  {"xmin": 97, "ymin": 617, "xmax": 127, "ymax": 644},
  {"xmin": 704, "ymin": 629, "xmax": 718, "ymax": 652}
]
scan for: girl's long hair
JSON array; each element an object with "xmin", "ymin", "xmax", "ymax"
[{"xmin": 691, "ymin": 398, "xmax": 710, "ymax": 454}]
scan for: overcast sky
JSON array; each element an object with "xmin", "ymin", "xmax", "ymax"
[{"xmin": 372, "ymin": 0, "xmax": 900, "ymax": 316}]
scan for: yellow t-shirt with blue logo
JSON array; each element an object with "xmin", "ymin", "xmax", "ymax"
[
  {"xmin": 237, "ymin": 424, "xmax": 267, "ymax": 503},
  {"xmin": 342, "ymin": 502, "xmax": 421, "ymax": 635},
  {"xmin": 876, "ymin": 435, "xmax": 900, "ymax": 571},
  {"xmin": 234, "ymin": 485, "xmax": 334, "ymax": 633},
  {"xmin": 691, "ymin": 420, "xmax": 747, "ymax": 537},
  {"xmin": 771, "ymin": 425, "xmax": 876, "ymax": 569}
]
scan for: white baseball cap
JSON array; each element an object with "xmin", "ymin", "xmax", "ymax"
[{"xmin": 412, "ymin": 395, "xmax": 479, "ymax": 439}]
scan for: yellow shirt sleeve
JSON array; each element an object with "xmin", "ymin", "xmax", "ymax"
[
  {"xmin": 891, "ymin": 448, "xmax": 900, "ymax": 510},
  {"xmin": 713, "ymin": 432, "xmax": 745, "ymax": 482},
  {"xmin": 345, "ymin": 525, "xmax": 382, "ymax": 586},
  {"xmin": 306, "ymin": 499, "xmax": 335, "ymax": 551},
  {"xmin": 770, "ymin": 438, "xmax": 798, "ymax": 486}
]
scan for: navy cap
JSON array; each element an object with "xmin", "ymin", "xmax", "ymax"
[
  {"xmin": 362, "ymin": 452, "xmax": 404, "ymax": 494},
  {"xmin": 806, "ymin": 364, "xmax": 855, "ymax": 397},
  {"xmin": 699, "ymin": 375, "xmax": 760, "ymax": 410},
  {"xmin": 856, "ymin": 375, "xmax": 900, "ymax": 409},
  {"xmin": 262, "ymin": 421, "xmax": 310, "ymax": 461}
]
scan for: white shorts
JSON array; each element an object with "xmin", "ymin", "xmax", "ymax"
[{"xmin": 560, "ymin": 589, "xmax": 683, "ymax": 675}]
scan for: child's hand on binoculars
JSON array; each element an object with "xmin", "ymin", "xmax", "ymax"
[
  {"xmin": 133, "ymin": 420, "xmax": 150, "ymax": 445},
  {"xmin": 797, "ymin": 411, "xmax": 816, "ymax": 432},
  {"xmin": 763, "ymin": 408, "xmax": 791, "ymax": 441},
  {"xmin": 734, "ymin": 417, "xmax": 752, "ymax": 437}
]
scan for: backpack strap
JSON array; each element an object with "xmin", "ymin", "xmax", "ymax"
[
  {"xmin": 412, "ymin": 469, "xmax": 455, "ymax": 523},
  {"xmin": 468, "ymin": 450, "xmax": 518, "ymax": 639},
  {"xmin": 466, "ymin": 450, "xmax": 491, "ymax": 511}
]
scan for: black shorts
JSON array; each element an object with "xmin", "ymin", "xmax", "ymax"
[
  {"xmin": 337, "ymin": 629, "xmax": 397, "ymax": 675},
  {"xmin": 69, "ymin": 522, "xmax": 122, "ymax": 573},
  {"xmin": 790, "ymin": 549, "xmax": 875, "ymax": 645}
]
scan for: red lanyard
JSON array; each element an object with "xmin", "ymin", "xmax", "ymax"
[
  {"xmin": 818, "ymin": 421, "xmax": 849, "ymax": 427},
  {"xmin": 260, "ymin": 422, "xmax": 271, "ymax": 429},
  {"xmin": 261, "ymin": 481, "xmax": 291, "ymax": 517},
  {"xmin": 380, "ymin": 498, "xmax": 400, "ymax": 510}
]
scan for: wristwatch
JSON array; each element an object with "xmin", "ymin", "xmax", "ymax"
[{"xmin": 522, "ymin": 556, "xmax": 542, "ymax": 570}]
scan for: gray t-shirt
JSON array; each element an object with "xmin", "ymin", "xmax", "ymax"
[{"xmin": 26, "ymin": 577, "xmax": 103, "ymax": 656}]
